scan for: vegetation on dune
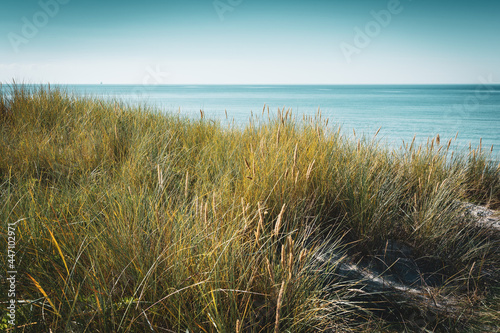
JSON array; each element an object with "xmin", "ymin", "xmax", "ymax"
[{"xmin": 1, "ymin": 84, "xmax": 499, "ymax": 332}]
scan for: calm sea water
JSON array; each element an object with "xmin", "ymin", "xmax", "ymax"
[{"xmin": 10, "ymin": 84, "xmax": 500, "ymax": 155}]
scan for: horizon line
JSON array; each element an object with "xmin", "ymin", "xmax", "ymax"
[{"xmin": 3, "ymin": 82, "xmax": 500, "ymax": 86}]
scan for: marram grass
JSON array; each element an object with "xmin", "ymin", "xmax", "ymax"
[{"xmin": 0, "ymin": 84, "xmax": 499, "ymax": 332}]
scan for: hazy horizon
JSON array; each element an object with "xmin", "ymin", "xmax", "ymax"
[
  {"xmin": 5, "ymin": 83, "xmax": 500, "ymax": 86},
  {"xmin": 2, "ymin": 0, "xmax": 500, "ymax": 85}
]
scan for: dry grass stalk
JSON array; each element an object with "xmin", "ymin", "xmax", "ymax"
[
  {"xmin": 274, "ymin": 281, "xmax": 285, "ymax": 333},
  {"xmin": 274, "ymin": 204, "xmax": 286, "ymax": 236}
]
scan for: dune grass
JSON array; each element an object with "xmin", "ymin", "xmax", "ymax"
[{"xmin": 0, "ymin": 84, "xmax": 499, "ymax": 332}]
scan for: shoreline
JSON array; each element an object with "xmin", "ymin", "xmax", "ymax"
[{"xmin": 2, "ymin": 83, "xmax": 500, "ymax": 157}]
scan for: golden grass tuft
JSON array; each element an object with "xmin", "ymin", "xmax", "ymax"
[{"xmin": 0, "ymin": 84, "xmax": 499, "ymax": 332}]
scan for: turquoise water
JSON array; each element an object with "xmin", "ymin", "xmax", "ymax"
[{"xmin": 9, "ymin": 84, "xmax": 500, "ymax": 155}]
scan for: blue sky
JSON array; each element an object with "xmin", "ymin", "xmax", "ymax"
[{"xmin": 1, "ymin": 0, "xmax": 499, "ymax": 84}]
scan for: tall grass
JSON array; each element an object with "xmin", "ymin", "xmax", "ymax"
[{"xmin": 1, "ymin": 84, "xmax": 499, "ymax": 332}]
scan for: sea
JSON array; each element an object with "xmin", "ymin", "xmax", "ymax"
[{"xmin": 7, "ymin": 84, "xmax": 500, "ymax": 157}]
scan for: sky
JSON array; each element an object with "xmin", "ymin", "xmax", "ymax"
[{"xmin": 1, "ymin": 0, "xmax": 500, "ymax": 84}]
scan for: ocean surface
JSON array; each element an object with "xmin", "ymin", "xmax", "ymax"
[{"xmin": 8, "ymin": 84, "xmax": 500, "ymax": 156}]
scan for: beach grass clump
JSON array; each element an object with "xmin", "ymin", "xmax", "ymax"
[{"xmin": 0, "ymin": 84, "xmax": 499, "ymax": 332}]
